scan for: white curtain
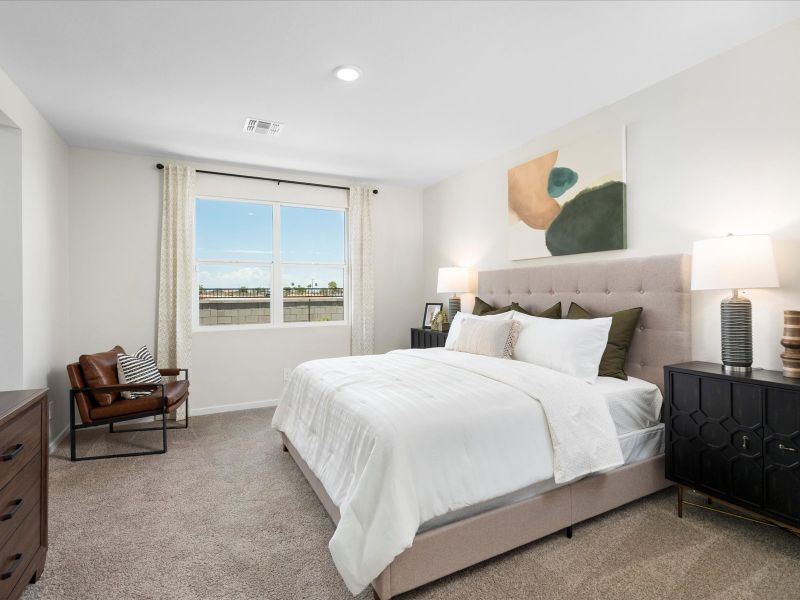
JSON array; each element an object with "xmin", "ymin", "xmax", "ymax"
[
  {"xmin": 157, "ymin": 163, "xmax": 195, "ymax": 415},
  {"xmin": 349, "ymin": 186, "xmax": 375, "ymax": 355}
]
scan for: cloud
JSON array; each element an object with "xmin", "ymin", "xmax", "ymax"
[
  {"xmin": 199, "ymin": 266, "xmax": 268, "ymax": 288},
  {"xmin": 223, "ymin": 249, "xmax": 271, "ymax": 255}
]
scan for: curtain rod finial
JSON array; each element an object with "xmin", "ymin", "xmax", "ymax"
[
  {"xmin": 372, "ymin": 189, "xmax": 378, "ymax": 195},
  {"xmin": 156, "ymin": 163, "xmax": 165, "ymax": 170}
]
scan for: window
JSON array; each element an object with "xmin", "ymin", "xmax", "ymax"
[{"xmin": 195, "ymin": 198, "xmax": 347, "ymax": 328}]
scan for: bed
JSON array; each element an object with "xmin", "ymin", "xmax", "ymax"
[{"xmin": 273, "ymin": 253, "xmax": 692, "ymax": 599}]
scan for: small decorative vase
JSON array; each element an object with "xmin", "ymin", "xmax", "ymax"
[
  {"xmin": 780, "ymin": 310, "xmax": 800, "ymax": 378},
  {"xmin": 431, "ymin": 309, "xmax": 449, "ymax": 333}
]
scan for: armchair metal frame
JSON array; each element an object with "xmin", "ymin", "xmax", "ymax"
[{"xmin": 68, "ymin": 369, "xmax": 189, "ymax": 462}]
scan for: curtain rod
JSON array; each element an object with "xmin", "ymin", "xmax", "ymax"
[{"xmin": 155, "ymin": 163, "xmax": 377, "ymax": 194}]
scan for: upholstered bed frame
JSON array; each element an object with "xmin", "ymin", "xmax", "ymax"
[
  {"xmin": 477, "ymin": 253, "xmax": 691, "ymax": 392},
  {"xmin": 281, "ymin": 253, "xmax": 692, "ymax": 599}
]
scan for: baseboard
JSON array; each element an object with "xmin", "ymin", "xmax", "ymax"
[
  {"xmin": 188, "ymin": 399, "xmax": 279, "ymax": 417},
  {"xmin": 47, "ymin": 400, "xmax": 278, "ymax": 452},
  {"xmin": 49, "ymin": 425, "xmax": 70, "ymax": 455}
]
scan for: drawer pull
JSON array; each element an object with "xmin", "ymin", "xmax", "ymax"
[
  {"xmin": 741, "ymin": 435, "xmax": 749, "ymax": 450},
  {"xmin": 0, "ymin": 553, "xmax": 22, "ymax": 580},
  {"xmin": 0, "ymin": 499, "xmax": 22, "ymax": 522},
  {"xmin": 0, "ymin": 444, "xmax": 23, "ymax": 462},
  {"xmin": 779, "ymin": 443, "xmax": 798, "ymax": 453}
]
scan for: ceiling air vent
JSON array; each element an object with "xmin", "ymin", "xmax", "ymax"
[{"xmin": 243, "ymin": 118, "xmax": 283, "ymax": 136}]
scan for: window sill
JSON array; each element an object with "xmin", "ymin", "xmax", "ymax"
[{"xmin": 193, "ymin": 322, "xmax": 349, "ymax": 333}]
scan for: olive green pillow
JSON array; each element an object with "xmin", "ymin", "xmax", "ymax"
[
  {"xmin": 484, "ymin": 302, "xmax": 528, "ymax": 316},
  {"xmin": 566, "ymin": 302, "xmax": 642, "ymax": 380},
  {"xmin": 473, "ymin": 297, "xmax": 561, "ymax": 319},
  {"xmin": 536, "ymin": 302, "xmax": 562, "ymax": 319},
  {"xmin": 472, "ymin": 296, "xmax": 497, "ymax": 316}
]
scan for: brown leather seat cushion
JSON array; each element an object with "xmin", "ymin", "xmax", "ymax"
[
  {"xmin": 79, "ymin": 346, "xmax": 125, "ymax": 406},
  {"xmin": 90, "ymin": 380, "xmax": 189, "ymax": 421}
]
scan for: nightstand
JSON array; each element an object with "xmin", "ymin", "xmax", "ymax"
[
  {"xmin": 664, "ymin": 361, "xmax": 800, "ymax": 534},
  {"xmin": 410, "ymin": 328, "xmax": 447, "ymax": 349}
]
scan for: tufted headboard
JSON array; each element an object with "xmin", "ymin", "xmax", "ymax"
[{"xmin": 477, "ymin": 254, "xmax": 691, "ymax": 391}]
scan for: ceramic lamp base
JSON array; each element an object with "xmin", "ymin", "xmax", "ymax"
[
  {"xmin": 721, "ymin": 292, "xmax": 753, "ymax": 372},
  {"xmin": 448, "ymin": 296, "xmax": 461, "ymax": 321}
]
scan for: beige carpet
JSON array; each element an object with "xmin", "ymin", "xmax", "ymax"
[{"xmin": 22, "ymin": 407, "xmax": 800, "ymax": 600}]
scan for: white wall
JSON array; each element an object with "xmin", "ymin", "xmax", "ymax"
[
  {"xmin": 0, "ymin": 66, "xmax": 70, "ymax": 441},
  {"xmin": 373, "ymin": 185, "xmax": 425, "ymax": 352},
  {"xmin": 68, "ymin": 148, "xmax": 424, "ymax": 413},
  {"xmin": 422, "ymin": 20, "xmax": 800, "ymax": 372},
  {"xmin": 0, "ymin": 121, "xmax": 22, "ymax": 390}
]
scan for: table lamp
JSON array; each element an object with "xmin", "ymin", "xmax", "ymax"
[
  {"xmin": 437, "ymin": 267, "xmax": 474, "ymax": 320},
  {"xmin": 691, "ymin": 234, "xmax": 779, "ymax": 373}
]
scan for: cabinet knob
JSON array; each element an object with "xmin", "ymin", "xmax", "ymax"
[{"xmin": 778, "ymin": 443, "xmax": 798, "ymax": 453}]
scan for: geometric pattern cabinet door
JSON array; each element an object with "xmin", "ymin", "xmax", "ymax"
[
  {"xmin": 665, "ymin": 370, "xmax": 763, "ymax": 508},
  {"xmin": 763, "ymin": 388, "xmax": 800, "ymax": 523},
  {"xmin": 665, "ymin": 362, "xmax": 799, "ymax": 531},
  {"xmin": 728, "ymin": 382, "xmax": 763, "ymax": 508},
  {"xmin": 665, "ymin": 372, "xmax": 702, "ymax": 485}
]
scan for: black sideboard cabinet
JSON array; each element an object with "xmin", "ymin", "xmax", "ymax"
[
  {"xmin": 410, "ymin": 328, "xmax": 447, "ymax": 349},
  {"xmin": 664, "ymin": 362, "xmax": 800, "ymax": 530}
]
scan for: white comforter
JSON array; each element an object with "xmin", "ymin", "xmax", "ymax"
[{"xmin": 271, "ymin": 348, "xmax": 623, "ymax": 594}]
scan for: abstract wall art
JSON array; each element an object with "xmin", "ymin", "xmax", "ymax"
[{"xmin": 508, "ymin": 127, "xmax": 626, "ymax": 259}]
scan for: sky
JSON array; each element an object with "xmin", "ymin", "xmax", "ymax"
[{"xmin": 196, "ymin": 199, "xmax": 345, "ymax": 289}]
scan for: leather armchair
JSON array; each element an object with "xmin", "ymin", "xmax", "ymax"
[{"xmin": 66, "ymin": 346, "xmax": 189, "ymax": 461}]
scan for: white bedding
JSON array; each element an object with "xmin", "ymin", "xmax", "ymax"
[
  {"xmin": 593, "ymin": 375, "xmax": 663, "ymax": 434},
  {"xmin": 272, "ymin": 348, "xmax": 623, "ymax": 594}
]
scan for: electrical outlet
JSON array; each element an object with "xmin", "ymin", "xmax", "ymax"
[{"xmin": 283, "ymin": 368, "xmax": 292, "ymax": 383}]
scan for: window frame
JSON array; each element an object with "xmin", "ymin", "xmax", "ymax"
[{"xmin": 193, "ymin": 195, "xmax": 349, "ymax": 332}]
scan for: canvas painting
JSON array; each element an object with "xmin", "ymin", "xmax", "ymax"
[{"xmin": 508, "ymin": 127, "xmax": 626, "ymax": 260}]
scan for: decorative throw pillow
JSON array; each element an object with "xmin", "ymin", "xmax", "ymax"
[
  {"xmin": 445, "ymin": 311, "xmax": 514, "ymax": 350},
  {"xmin": 484, "ymin": 302, "xmax": 525, "ymax": 316},
  {"xmin": 472, "ymin": 297, "xmax": 561, "ymax": 319},
  {"xmin": 535, "ymin": 302, "xmax": 562, "ymax": 319},
  {"xmin": 510, "ymin": 312, "xmax": 612, "ymax": 382},
  {"xmin": 117, "ymin": 346, "xmax": 162, "ymax": 399},
  {"xmin": 472, "ymin": 296, "xmax": 497, "ymax": 316},
  {"xmin": 567, "ymin": 303, "xmax": 643, "ymax": 380},
  {"xmin": 451, "ymin": 318, "xmax": 521, "ymax": 359}
]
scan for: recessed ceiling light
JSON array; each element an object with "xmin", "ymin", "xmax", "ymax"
[{"xmin": 334, "ymin": 65, "xmax": 362, "ymax": 82}]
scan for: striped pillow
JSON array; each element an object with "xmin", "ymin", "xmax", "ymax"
[{"xmin": 116, "ymin": 346, "xmax": 162, "ymax": 399}]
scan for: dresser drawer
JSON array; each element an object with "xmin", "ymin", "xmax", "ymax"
[
  {"xmin": 0, "ymin": 456, "xmax": 40, "ymax": 551},
  {"xmin": 0, "ymin": 406, "xmax": 41, "ymax": 493},
  {"xmin": 0, "ymin": 505, "xmax": 39, "ymax": 598}
]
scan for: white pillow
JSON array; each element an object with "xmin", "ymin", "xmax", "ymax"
[
  {"xmin": 451, "ymin": 318, "xmax": 521, "ymax": 359},
  {"xmin": 445, "ymin": 311, "xmax": 514, "ymax": 350},
  {"xmin": 511, "ymin": 312, "xmax": 612, "ymax": 382}
]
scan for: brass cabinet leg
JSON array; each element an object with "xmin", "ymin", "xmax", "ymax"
[{"xmin": 677, "ymin": 485, "xmax": 683, "ymax": 518}]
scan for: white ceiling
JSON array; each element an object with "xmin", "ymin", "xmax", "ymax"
[{"xmin": 0, "ymin": 1, "xmax": 798, "ymax": 187}]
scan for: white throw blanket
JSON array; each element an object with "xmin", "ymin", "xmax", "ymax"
[{"xmin": 272, "ymin": 348, "xmax": 623, "ymax": 594}]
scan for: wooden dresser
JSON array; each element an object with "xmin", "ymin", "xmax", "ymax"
[
  {"xmin": 665, "ymin": 362, "xmax": 800, "ymax": 532},
  {"xmin": 0, "ymin": 390, "xmax": 48, "ymax": 599}
]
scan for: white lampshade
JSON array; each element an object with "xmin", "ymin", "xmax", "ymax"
[
  {"xmin": 691, "ymin": 234, "xmax": 779, "ymax": 291},
  {"xmin": 437, "ymin": 267, "xmax": 474, "ymax": 294}
]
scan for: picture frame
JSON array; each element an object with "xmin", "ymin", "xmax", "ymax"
[{"xmin": 422, "ymin": 302, "xmax": 444, "ymax": 329}]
